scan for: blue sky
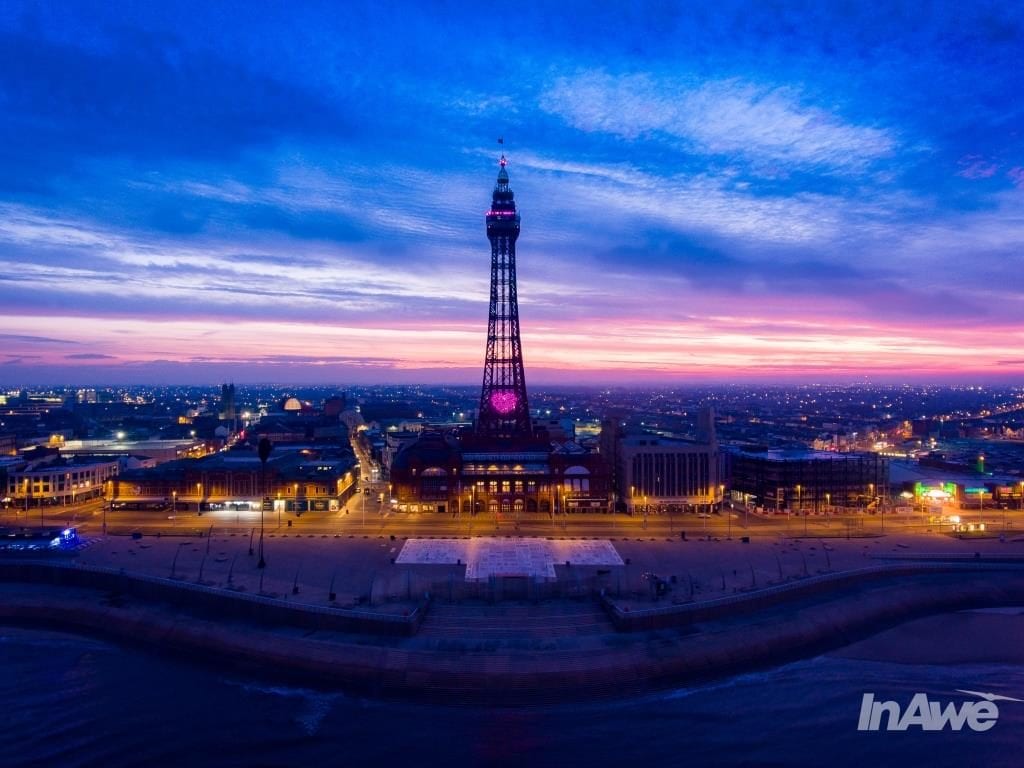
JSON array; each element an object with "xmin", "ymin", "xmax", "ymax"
[{"xmin": 2, "ymin": 1, "xmax": 1023, "ymax": 384}]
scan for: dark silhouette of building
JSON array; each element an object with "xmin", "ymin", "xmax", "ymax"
[
  {"xmin": 219, "ymin": 383, "xmax": 236, "ymax": 421},
  {"xmin": 728, "ymin": 448, "xmax": 888, "ymax": 513},
  {"xmin": 390, "ymin": 156, "xmax": 609, "ymax": 514},
  {"xmin": 323, "ymin": 395, "xmax": 347, "ymax": 418}
]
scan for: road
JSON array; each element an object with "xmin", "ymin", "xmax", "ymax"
[{"xmin": 4, "ymin": 494, "xmax": 1021, "ymax": 541}]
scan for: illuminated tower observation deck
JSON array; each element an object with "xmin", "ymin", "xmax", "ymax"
[{"xmin": 477, "ymin": 155, "xmax": 531, "ymax": 438}]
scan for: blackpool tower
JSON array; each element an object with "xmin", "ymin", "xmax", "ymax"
[{"xmin": 477, "ymin": 155, "xmax": 531, "ymax": 438}]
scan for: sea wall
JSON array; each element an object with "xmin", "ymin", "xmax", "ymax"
[
  {"xmin": 2, "ymin": 559, "xmax": 1024, "ymax": 703},
  {"xmin": 601, "ymin": 560, "xmax": 1024, "ymax": 631},
  {"xmin": 0, "ymin": 560, "xmax": 427, "ymax": 637}
]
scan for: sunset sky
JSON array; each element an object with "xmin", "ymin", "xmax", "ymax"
[{"xmin": 2, "ymin": 1, "xmax": 1023, "ymax": 385}]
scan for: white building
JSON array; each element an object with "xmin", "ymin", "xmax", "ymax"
[{"xmin": 6, "ymin": 455, "xmax": 120, "ymax": 505}]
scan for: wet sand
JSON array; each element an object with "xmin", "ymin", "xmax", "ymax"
[{"xmin": 832, "ymin": 608, "xmax": 1024, "ymax": 665}]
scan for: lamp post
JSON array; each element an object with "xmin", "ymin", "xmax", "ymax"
[
  {"xmin": 561, "ymin": 485, "xmax": 568, "ymax": 531},
  {"xmin": 796, "ymin": 484, "xmax": 804, "ymax": 536},
  {"xmin": 1017, "ymin": 481, "xmax": 1024, "ymax": 532},
  {"xmin": 825, "ymin": 492, "xmax": 831, "ymax": 528},
  {"xmin": 257, "ymin": 437, "xmax": 272, "ymax": 569},
  {"xmin": 196, "ymin": 482, "xmax": 203, "ymax": 516},
  {"xmin": 718, "ymin": 483, "xmax": 726, "ymax": 536}
]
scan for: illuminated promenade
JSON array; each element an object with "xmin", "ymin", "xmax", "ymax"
[{"xmin": 2, "ymin": 508, "xmax": 1024, "ymax": 701}]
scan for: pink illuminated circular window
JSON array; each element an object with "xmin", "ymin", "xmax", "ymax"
[{"xmin": 490, "ymin": 390, "xmax": 518, "ymax": 414}]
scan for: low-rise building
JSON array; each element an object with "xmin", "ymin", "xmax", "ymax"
[
  {"xmin": 617, "ymin": 434, "xmax": 722, "ymax": 514},
  {"xmin": 6, "ymin": 454, "xmax": 120, "ymax": 506},
  {"xmin": 112, "ymin": 445, "xmax": 358, "ymax": 513},
  {"xmin": 728, "ymin": 448, "xmax": 889, "ymax": 513},
  {"xmin": 389, "ymin": 430, "xmax": 611, "ymax": 515}
]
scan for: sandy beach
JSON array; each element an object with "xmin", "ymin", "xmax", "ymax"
[{"xmin": 832, "ymin": 608, "xmax": 1024, "ymax": 665}]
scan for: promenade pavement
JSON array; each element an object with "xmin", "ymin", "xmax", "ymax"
[{"xmin": 53, "ymin": 522, "xmax": 1024, "ymax": 616}]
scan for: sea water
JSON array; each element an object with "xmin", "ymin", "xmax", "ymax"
[{"xmin": 0, "ymin": 627, "xmax": 1020, "ymax": 767}]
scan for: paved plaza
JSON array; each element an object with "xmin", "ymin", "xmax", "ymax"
[{"xmin": 396, "ymin": 537, "xmax": 624, "ymax": 580}]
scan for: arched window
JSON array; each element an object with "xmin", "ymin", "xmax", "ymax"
[{"xmin": 564, "ymin": 465, "xmax": 590, "ymax": 492}]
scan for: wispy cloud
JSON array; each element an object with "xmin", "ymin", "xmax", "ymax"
[
  {"xmin": 957, "ymin": 154, "xmax": 999, "ymax": 179},
  {"xmin": 0, "ymin": 333, "xmax": 78, "ymax": 345},
  {"xmin": 540, "ymin": 71, "xmax": 897, "ymax": 173}
]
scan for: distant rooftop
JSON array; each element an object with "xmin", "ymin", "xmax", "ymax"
[{"xmin": 733, "ymin": 447, "xmax": 872, "ymax": 462}]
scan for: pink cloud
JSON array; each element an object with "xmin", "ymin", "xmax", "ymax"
[
  {"xmin": 957, "ymin": 154, "xmax": 999, "ymax": 179},
  {"xmin": 1007, "ymin": 166, "xmax": 1024, "ymax": 187}
]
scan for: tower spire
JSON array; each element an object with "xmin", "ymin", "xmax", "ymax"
[{"xmin": 478, "ymin": 153, "xmax": 531, "ymax": 437}]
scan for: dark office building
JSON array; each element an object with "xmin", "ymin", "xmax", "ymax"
[{"xmin": 729, "ymin": 449, "xmax": 888, "ymax": 513}]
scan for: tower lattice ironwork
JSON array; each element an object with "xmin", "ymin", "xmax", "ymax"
[{"xmin": 477, "ymin": 155, "xmax": 531, "ymax": 437}]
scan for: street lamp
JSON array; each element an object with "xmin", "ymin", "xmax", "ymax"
[
  {"xmin": 257, "ymin": 437, "xmax": 272, "ymax": 569},
  {"xmin": 797, "ymin": 484, "xmax": 806, "ymax": 536},
  {"xmin": 104, "ymin": 479, "xmax": 110, "ymax": 534}
]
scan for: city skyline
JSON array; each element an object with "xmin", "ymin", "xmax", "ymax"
[{"xmin": 3, "ymin": 3, "xmax": 1024, "ymax": 385}]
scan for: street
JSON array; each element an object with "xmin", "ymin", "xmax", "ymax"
[{"xmin": 4, "ymin": 493, "xmax": 1021, "ymax": 542}]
